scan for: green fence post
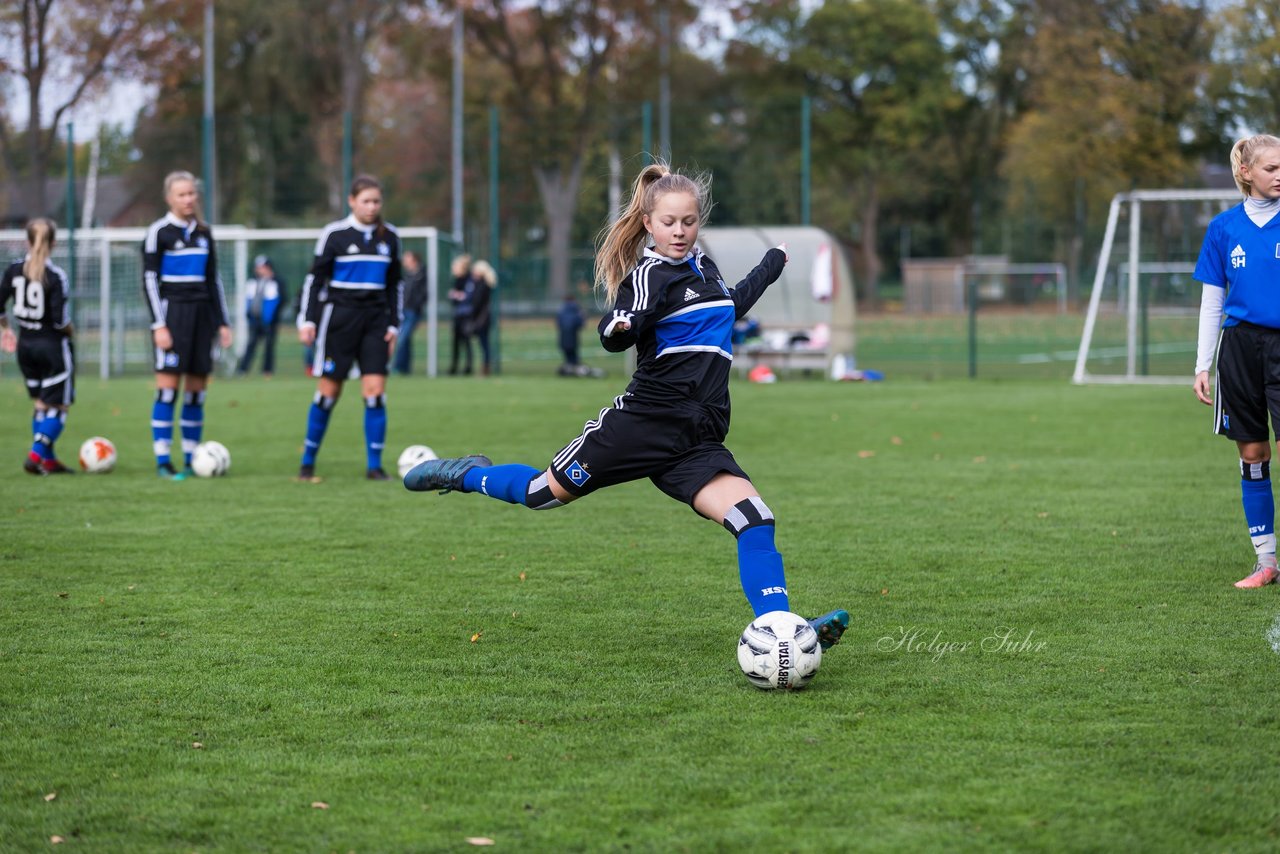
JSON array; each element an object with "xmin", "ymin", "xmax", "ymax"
[
  {"xmin": 65, "ymin": 122, "xmax": 76, "ymax": 290},
  {"xmin": 489, "ymin": 105, "xmax": 501, "ymax": 375}
]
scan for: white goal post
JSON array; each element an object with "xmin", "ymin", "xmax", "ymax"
[
  {"xmin": 0, "ymin": 226, "xmax": 452, "ymax": 379},
  {"xmin": 1072, "ymin": 189, "xmax": 1241, "ymax": 385}
]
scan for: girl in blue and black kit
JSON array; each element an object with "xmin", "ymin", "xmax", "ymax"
[
  {"xmin": 406, "ymin": 163, "xmax": 849, "ymax": 650},
  {"xmin": 1194, "ymin": 134, "xmax": 1280, "ymax": 588},
  {"xmin": 0, "ymin": 218, "xmax": 76, "ymax": 474}
]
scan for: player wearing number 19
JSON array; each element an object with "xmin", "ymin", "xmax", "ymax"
[
  {"xmin": 142, "ymin": 171, "xmax": 233, "ymax": 480},
  {"xmin": 0, "ymin": 218, "xmax": 76, "ymax": 474}
]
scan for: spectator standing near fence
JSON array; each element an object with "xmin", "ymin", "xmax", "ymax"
[
  {"xmin": 447, "ymin": 254, "xmax": 475, "ymax": 375},
  {"xmin": 392, "ymin": 250, "xmax": 427, "ymax": 376},
  {"xmin": 1193, "ymin": 134, "xmax": 1280, "ymax": 588},
  {"xmin": 237, "ymin": 255, "xmax": 286, "ymax": 377},
  {"xmin": 142, "ymin": 171, "xmax": 232, "ymax": 480},
  {"xmin": 470, "ymin": 259, "xmax": 497, "ymax": 376}
]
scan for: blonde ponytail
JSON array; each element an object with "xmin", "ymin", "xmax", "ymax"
[
  {"xmin": 23, "ymin": 218, "xmax": 56, "ymax": 284},
  {"xmin": 1231, "ymin": 135, "xmax": 1280, "ymax": 196},
  {"xmin": 594, "ymin": 161, "xmax": 711, "ymax": 302}
]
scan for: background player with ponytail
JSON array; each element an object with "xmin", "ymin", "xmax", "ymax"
[
  {"xmin": 406, "ymin": 162, "xmax": 849, "ymax": 650},
  {"xmin": 0, "ymin": 218, "xmax": 76, "ymax": 474},
  {"xmin": 142, "ymin": 171, "xmax": 232, "ymax": 480}
]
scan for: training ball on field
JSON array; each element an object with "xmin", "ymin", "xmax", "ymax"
[
  {"xmin": 78, "ymin": 436, "xmax": 117, "ymax": 473},
  {"xmin": 191, "ymin": 441, "xmax": 231, "ymax": 477},
  {"xmin": 397, "ymin": 444, "xmax": 438, "ymax": 478},
  {"xmin": 737, "ymin": 610, "xmax": 822, "ymax": 690}
]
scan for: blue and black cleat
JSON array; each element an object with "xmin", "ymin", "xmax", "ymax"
[
  {"xmin": 807, "ymin": 609, "xmax": 850, "ymax": 651},
  {"xmin": 403, "ymin": 455, "xmax": 492, "ymax": 494}
]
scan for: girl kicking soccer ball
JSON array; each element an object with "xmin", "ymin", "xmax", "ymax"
[{"xmin": 405, "ymin": 163, "xmax": 849, "ymax": 648}]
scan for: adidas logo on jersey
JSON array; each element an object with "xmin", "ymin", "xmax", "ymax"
[
  {"xmin": 1232, "ymin": 243, "xmax": 1246, "ymax": 269},
  {"xmin": 683, "ymin": 288, "xmax": 698, "ymax": 302}
]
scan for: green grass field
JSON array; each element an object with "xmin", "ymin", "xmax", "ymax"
[{"xmin": 2, "ymin": 372, "xmax": 1278, "ymax": 852}]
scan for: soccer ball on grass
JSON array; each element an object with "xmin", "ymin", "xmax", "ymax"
[
  {"xmin": 397, "ymin": 444, "xmax": 438, "ymax": 478},
  {"xmin": 737, "ymin": 610, "xmax": 822, "ymax": 690},
  {"xmin": 78, "ymin": 436, "xmax": 117, "ymax": 473},
  {"xmin": 190, "ymin": 441, "xmax": 231, "ymax": 477}
]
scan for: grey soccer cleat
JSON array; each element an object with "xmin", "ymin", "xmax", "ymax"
[{"xmin": 403, "ymin": 455, "xmax": 492, "ymax": 494}]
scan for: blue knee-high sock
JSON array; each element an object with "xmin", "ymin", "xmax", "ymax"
[
  {"xmin": 302, "ymin": 393, "xmax": 336, "ymax": 466},
  {"xmin": 181, "ymin": 390, "xmax": 206, "ymax": 467},
  {"xmin": 32, "ymin": 411, "xmax": 64, "ymax": 460},
  {"xmin": 152, "ymin": 388, "xmax": 177, "ymax": 466},
  {"xmin": 1242, "ymin": 460, "xmax": 1276, "ymax": 559},
  {"xmin": 724, "ymin": 498, "xmax": 790, "ymax": 617},
  {"xmin": 364, "ymin": 394, "xmax": 387, "ymax": 470},
  {"xmin": 462, "ymin": 463, "xmax": 540, "ymax": 503}
]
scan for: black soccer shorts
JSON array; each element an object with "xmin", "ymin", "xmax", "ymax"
[
  {"xmin": 155, "ymin": 299, "xmax": 218, "ymax": 375},
  {"xmin": 18, "ymin": 335, "xmax": 75, "ymax": 406},
  {"xmin": 548, "ymin": 394, "xmax": 750, "ymax": 507},
  {"xmin": 1214, "ymin": 321, "xmax": 1280, "ymax": 442},
  {"xmin": 312, "ymin": 303, "xmax": 391, "ymax": 379}
]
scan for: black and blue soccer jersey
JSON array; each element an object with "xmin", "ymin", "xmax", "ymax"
[
  {"xmin": 0, "ymin": 258, "xmax": 72, "ymax": 337},
  {"xmin": 1194, "ymin": 203, "xmax": 1280, "ymax": 329},
  {"xmin": 597, "ymin": 246, "xmax": 786, "ymax": 417},
  {"xmin": 142, "ymin": 213, "xmax": 230, "ymax": 330},
  {"xmin": 297, "ymin": 215, "xmax": 403, "ymax": 332}
]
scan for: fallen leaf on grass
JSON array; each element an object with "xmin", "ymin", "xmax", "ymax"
[
  {"xmin": 857, "ymin": 450, "xmax": 875, "ymax": 458},
  {"xmin": 972, "ymin": 456, "xmax": 987, "ymax": 464},
  {"xmin": 890, "ymin": 436, "xmax": 903, "ymax": 445},
  {"xmin": 311, "ymin": 801, "xmax": 329, "ymax": 810},
  {"xmin": 466, "ymin": 837, "xmax": 495, "ymax": 846},
  {"xmin": 44, "ymin": 792, "xmax": 56, "ymax": 802},
  {"xmin": 56, "ymin": 592, "xmax": 68, "ymax": 599},
  {"xmin": 192, "ymin": 742, "xmax": 204, "ymax": 749},
  {"xmin": 50, "ymin": 836, "xmax": 65, "ymax": 844},
  {"xmin": 518, "ymin": 571, "xmax": 526, "ymax": 582},
  {"xmin": 1037, "ymin": 512, "xmax": 1049, "ymax": 519},
  {"xmin": 881, "ymin": 589, "xmax": 889, "ymax": 596},
  {"xmin": 470, "ymin": 632, "xmax": 483, "ymax": 643}
]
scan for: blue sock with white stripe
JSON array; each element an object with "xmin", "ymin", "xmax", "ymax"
[
  {"xmin": 302, "ymin": 393, "xmax": 336, "ymax": 467},
  {"xmin": 32, "ymin": 410, "xmax": 64, "ymax": 460},
  {"xmin": 724, "ymin": 497, "xmax": 790, "ymax": 616},
  {"xmin": 1241, "ymin": 460, "xmax": 1276, "ymax": 562},
  {"xmin": 462, "ymin": 463, "xmax": 540, "ymax": 503},
  {"xmin": 152, "ymin": 388, "xmax": 177, "ymax": 466},
  {"xmin": 364, "ymin": 394, "xmax": 387, "ymax": 470},
  {"xmin": 181, "ymin": 390, "xmax": 206, "ymax": 467}
]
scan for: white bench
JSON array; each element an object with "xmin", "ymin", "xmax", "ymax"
[{"xmin": 735, "ymin": 345, "xmax": 829, "ymax": 378}]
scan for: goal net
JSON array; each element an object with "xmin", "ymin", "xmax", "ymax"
[
  {"xmin": 0, "ymin": 226, "xmax": 455, "ymax": 379},
  {"xmin": 1072, "ymin": 189, "xmax": 1241, "ymax": 384}
]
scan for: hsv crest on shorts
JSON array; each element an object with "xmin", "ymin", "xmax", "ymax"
[{"xmin": 565, "ymin": 460, "xmax": 591, "ymax": 485}]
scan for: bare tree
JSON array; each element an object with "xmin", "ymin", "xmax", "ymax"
[{"xmin": 0, "ymin": 0, "xmax": 186, "ymax": 215}]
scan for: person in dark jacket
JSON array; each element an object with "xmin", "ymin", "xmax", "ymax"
[
  {"xmin": 469, "ymin": 259, "xmax": 497, "ymax": 375},
  {"xmin": 447, "ymin": 254, "xmax": 474, "ymax": 375},
  {"xmin": 392, "ymin": 249, "xmax": 427, "ymax": 375}
]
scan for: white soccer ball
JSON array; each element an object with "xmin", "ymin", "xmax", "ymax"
[
  {"xmin": 737, "ymin": 610, "xmax": 822, "ymax": 690},
  {"xmin": 397, "ymin": 444, "xmax": 438, "ymax": 478},
  {"xmin": 191, "ymin": 441, "xmax": 231, "ymax": 477},
  {"xmin": 78, "ymin": 436, "xmax": 117, "ymax": 473}
]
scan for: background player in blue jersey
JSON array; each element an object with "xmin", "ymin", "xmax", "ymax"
[
  {"xmin": 406, "ymin": 163, "xmax": 849, "ymax": 650},
  {"xmin": 236, "ymin": 255, "xmax": 286, "ymax": 377},
  {"xmin": 0, "ymin": 218, "xmax": 76, "ymax": 474},
  {"xmin": 1193, "ymin": 134, "xmax": 1280, "ymax": 588},
  {"xmin": 142, "ymin": 171, "xmax": 232, "ymax": 480},
  {"xmin": 296, "ymin": 175, "xmax": 403, "ymax": 481}
]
